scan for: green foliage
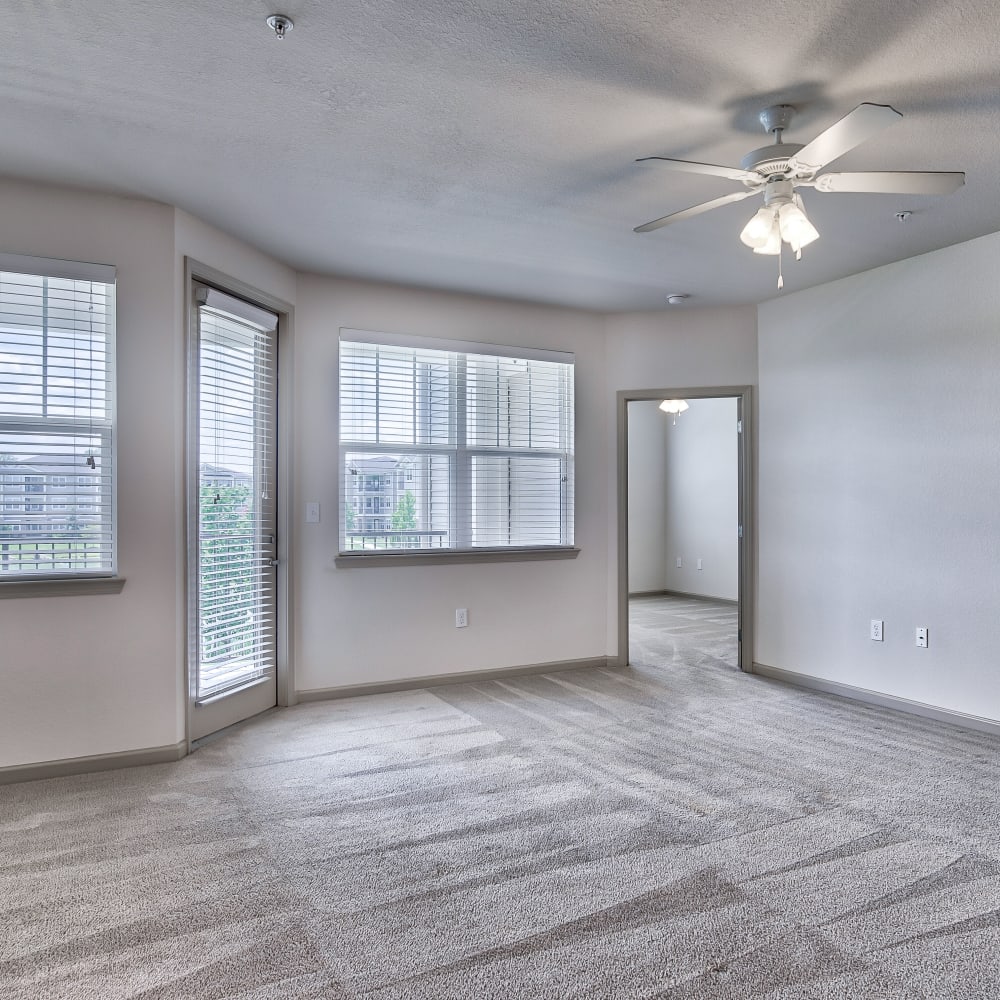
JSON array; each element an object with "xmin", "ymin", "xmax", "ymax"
[
  {"xmin": 391, "ymin": 490, "xmax": 417, "ymax": 532},
  {"xmin": 345, "ymin": 504, "xmax": 355, "ymax": 532},
  {"xmin": 200, "ymin": 483, "xmax": 253, "ymax": 533},
  {"xmin": 199, "ymin": 482, "xmax": 256, "ymax": 663}
]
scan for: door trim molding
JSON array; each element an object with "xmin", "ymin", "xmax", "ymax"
[
  {"xmin": 183, "ymin": 258, "xmax": 296, "ymax": 753},
  {"xmin": 615, "ymin": 386, "xmax": 754, "ymax": 670}
]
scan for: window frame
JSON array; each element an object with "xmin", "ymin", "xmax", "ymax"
[
  {"xmin": 336, "ymin": 329, "xmax": 580, "ymax": 567},
  {"xmin": 0, "ymin": 254, "xmax": 124, "ymax": 598}
]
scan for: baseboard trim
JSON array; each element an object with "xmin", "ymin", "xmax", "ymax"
[
  {"xmin": 629, "ymin": 589, "xmax": 738, "ymax": 606},
  {"xmin": 752, "ymin": 662, "xmax": 1000, "ymax": 738},
  {"xmin": 0, "ymin": 740, "xmax": 188, "ymax": 786},
  {"xmin": 297, "ymin": 656, "xmax": 613, "ymax": 703}
]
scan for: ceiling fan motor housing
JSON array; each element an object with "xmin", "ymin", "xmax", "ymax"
[
  {"xmin": 741, "ymin": 105, "xmax": 804, "ymax": 179},
  {"xmin": 761, "ymin": 178, "xmax": 795, "ymax": 207},
  {"xmin": 741, "ymin": 142, "xmax": 805, "ymax": 178}
]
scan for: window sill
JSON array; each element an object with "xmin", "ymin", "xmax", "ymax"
[
  {"xmin": 0, "ymin": 576, "xmax": 126, "ymax": 599},
  {"xmin": 334, "ymin": 546, "xmax": 581, "ymax": 568}
]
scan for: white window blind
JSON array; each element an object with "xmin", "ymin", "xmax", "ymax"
[
  {"xmin": 339, "ymin": 331, "xmax": 574, "ymax": 553},
  {"xmin": 194, "ymin": 292, "xmax": 277, "ymax": 698},
  {"xmin": 0, "ymin": 259, "xmax": 117, "ymax": 579}
]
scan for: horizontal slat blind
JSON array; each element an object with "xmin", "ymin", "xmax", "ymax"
[
  {"xmin": 340, "ymin": 335, "xmax": 574, "ymax": 552},
  {"xmin": 0, "ymin": 269, "xmax": 116, "ymax": 578},
  {"xmin": 196, "ymin": 303, "xmax": 276, "ymax": 697}
]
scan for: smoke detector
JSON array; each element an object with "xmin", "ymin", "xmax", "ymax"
[{"xmin": 666, "ymin": 293, "xmax": 689, "ymax": 305}]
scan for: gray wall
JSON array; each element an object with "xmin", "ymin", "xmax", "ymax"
[
  {"xmin": 294, "ymin": 274, "xmax": 609, "ymax": 692},
  {"xmin": 626, "ymin": 401, "xmax": 667, "ymax": 592},
  {"xmin": 0, "ymin": 182, "xmax": 298, "ymax": 769},
  {"xmin": 627, "ymin": 397, "xmax": 739, "ymax": 601},
  {"xmin": 604, "ymin": 306, "xmax": 759, "ymax": 649},
  {"xmin": 757, "ymin": 230, "xmax": 1000, "ymax": 722},
  {"xmin": 662, "ymin": 397, "xmax": 738, "ymax": 601}
]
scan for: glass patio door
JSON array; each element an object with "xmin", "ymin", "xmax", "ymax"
[{"xmin": 188, "ymin": 285, "xmax": 278, "ymax": 741}]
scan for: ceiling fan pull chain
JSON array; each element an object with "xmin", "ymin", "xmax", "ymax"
[{"xmin": 777, "ymin": 245, "xmax": 784, "ymax": 290}]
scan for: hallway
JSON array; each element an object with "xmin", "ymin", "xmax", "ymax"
[{"xmin": 629, "ymin": 593, "xmax": 738, "ymax": 672}]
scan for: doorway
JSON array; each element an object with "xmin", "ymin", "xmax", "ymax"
[
  {"xmin": 616, "ymin": 387, "xmax": 753, "ymax": 672},
  {"xmin": 185, "ymin": 263, "xmax": 292, "ymax": 744}
]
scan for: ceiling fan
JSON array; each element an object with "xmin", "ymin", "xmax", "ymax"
[{"xmin": 633, "ymin": 103, "xmax": 965, "ymax": 281}]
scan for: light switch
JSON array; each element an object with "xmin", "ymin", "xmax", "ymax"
[{"xmin": 305, "ymin": 501, "xmax": 320, "ymax": 523}]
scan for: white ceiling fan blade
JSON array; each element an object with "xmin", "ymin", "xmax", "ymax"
[
  {"xmin": 790, "ymin": 103, "xmax": 903, "ymax": 173},
  {"xmin": 634, "ymin": 190, "xmax": 758, "ymax": 233},
  {"xmin": 813, "ymin": 171, "xmax": 966, "ymax": 195},
  {"xmin": 636, "ymin": 156, "xmax": 760, "ymax": 184}
]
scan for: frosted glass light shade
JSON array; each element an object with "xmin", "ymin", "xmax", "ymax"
[
  {"xmin": 752, "ymin": 224, "xmax": 782, "ymax": 255},
  {"xmin": 739, "ymin": 207, "xmax": 777, "ymax": 248},
  {"xmin": 778, "ymin": 199, "xmax": 819, "ymax": 251},
  {"xmin": 659, "ymin": 399, "xmax": 689, "ymax": 415}
]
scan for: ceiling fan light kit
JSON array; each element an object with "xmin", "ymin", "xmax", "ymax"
[{"xmin": 635, "ymin": 102, "xmax": 965, "ymax": 289}]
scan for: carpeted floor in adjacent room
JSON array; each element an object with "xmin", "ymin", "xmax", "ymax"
[{"xmin": 2, "ymin": 599, "xmax": 1000, "ymax": 998}]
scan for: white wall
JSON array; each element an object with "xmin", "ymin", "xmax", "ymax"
[
  {"xmin": 626, "ymin": 401, "xmax": 666, "ymax": 592},
  {"xmin": 0, "ymin": 182, "xmax": 608, "ymax": 768},
  {"xmin": 605, "ymin": 306, "xmax": 758, "ymax": 653},
  {"xmin": 662, "ymin": 397, "xmax": 738, "ymax": 601},
  {"xmin": 0, "ymin": 184, "xmax": 298, "ymax": 769},
  {"xmin": 293, "ymin": 276, "xmax": 609, "ymax": 691},
  {"xmin": 0, "ymin": 181, "xmax": 180, "ymax": 767},
  {"xmin": 757, "ymin": 232, "xmax": 1000, "ymax": 722}
]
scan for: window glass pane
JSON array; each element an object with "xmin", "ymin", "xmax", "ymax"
[
  {"xmin": 471, "ymin": 454, "xmax": 568, "ymax": 547},
  {"xmin": 193, "ymin": 295, "xmax": 277, "ymax": 700},
  {"xmin": 467, "ymin": 355, "xmax": 569, "ymax": 450},
  {"xmin": 340, "ymin": 335, "xmax": 573, "ymax": 554},
  {"xmin": 340, "ymin": 343, "xmax": 454, "ymax": 447},
  {"xmin": 0, "ymin": 270, "xmax": 115, "ymax": 579},
  {"xmin": 343, "ymin": 451, "xmax": 450, "ymax": 550}
]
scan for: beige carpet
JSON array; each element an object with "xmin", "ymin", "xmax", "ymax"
[{"xmin": 2, "ymin": 624, "xmax": 1000, "ymax": 997}]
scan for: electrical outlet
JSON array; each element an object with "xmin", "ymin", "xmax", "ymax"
[
  {"xmin": 916, "ymin": 627, "xmax": 928, "ymax": 648},
  {"xmin": 305, "ymin": 501, "xmax": 320, "ymax": 523},
  {"xmin": 871, "ymin": 619, "xmax": 884, "ymax": 642},
  {"xmin": 455, "ymin": 608, "xmax": 468, "ymax": 628},
  {"xmin": 676, "ymin": 557, "xmax": 683, "ymax": 568}
]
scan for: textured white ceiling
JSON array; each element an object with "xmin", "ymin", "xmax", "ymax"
[{"xmin": 2, "ymin": 0, "xmax": 999, "ymax": 309}]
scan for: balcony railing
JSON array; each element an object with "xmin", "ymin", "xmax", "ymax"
[{"xmin": 344, "ymin": 529, "xmax": 448, "ymax": 550}]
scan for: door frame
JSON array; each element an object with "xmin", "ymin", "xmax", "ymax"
[
  {"xmin": 183, "ymin": 257, "xmax": 296, "ymax": 751},
  {"xmin": 616, "ymin": 385, "xmax": 754, "ymax": 671}
]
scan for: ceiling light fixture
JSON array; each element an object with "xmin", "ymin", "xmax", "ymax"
[
  {"xmin": 266, "ymin": 14, "xmax": 294, "ymax": 39},
  {"xmin": 659, "ymin": 399, "xmax": 689, "ymax": 425},
  {"xmin": 634, "ymin": 103, "xmax": 963, "ymax": 294},
  {"xmin": 738, "ymin": 179, "xmax": 818, "ymax": 288},
  {"xmin": 739, "ymin": 181, "xmax": 819, "ymax": 257},
  {"xmin": 666, "ymin": 293, "xmax": 689, "ymax": 305}
]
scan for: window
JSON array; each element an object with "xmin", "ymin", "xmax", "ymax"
[
  {"xmin": 339, "ymin": 330, "xmax": 574, "ymax": 555},
  {"xmin": 0, "ymin": 255, "xmax": 117, "ymax": 580}
]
